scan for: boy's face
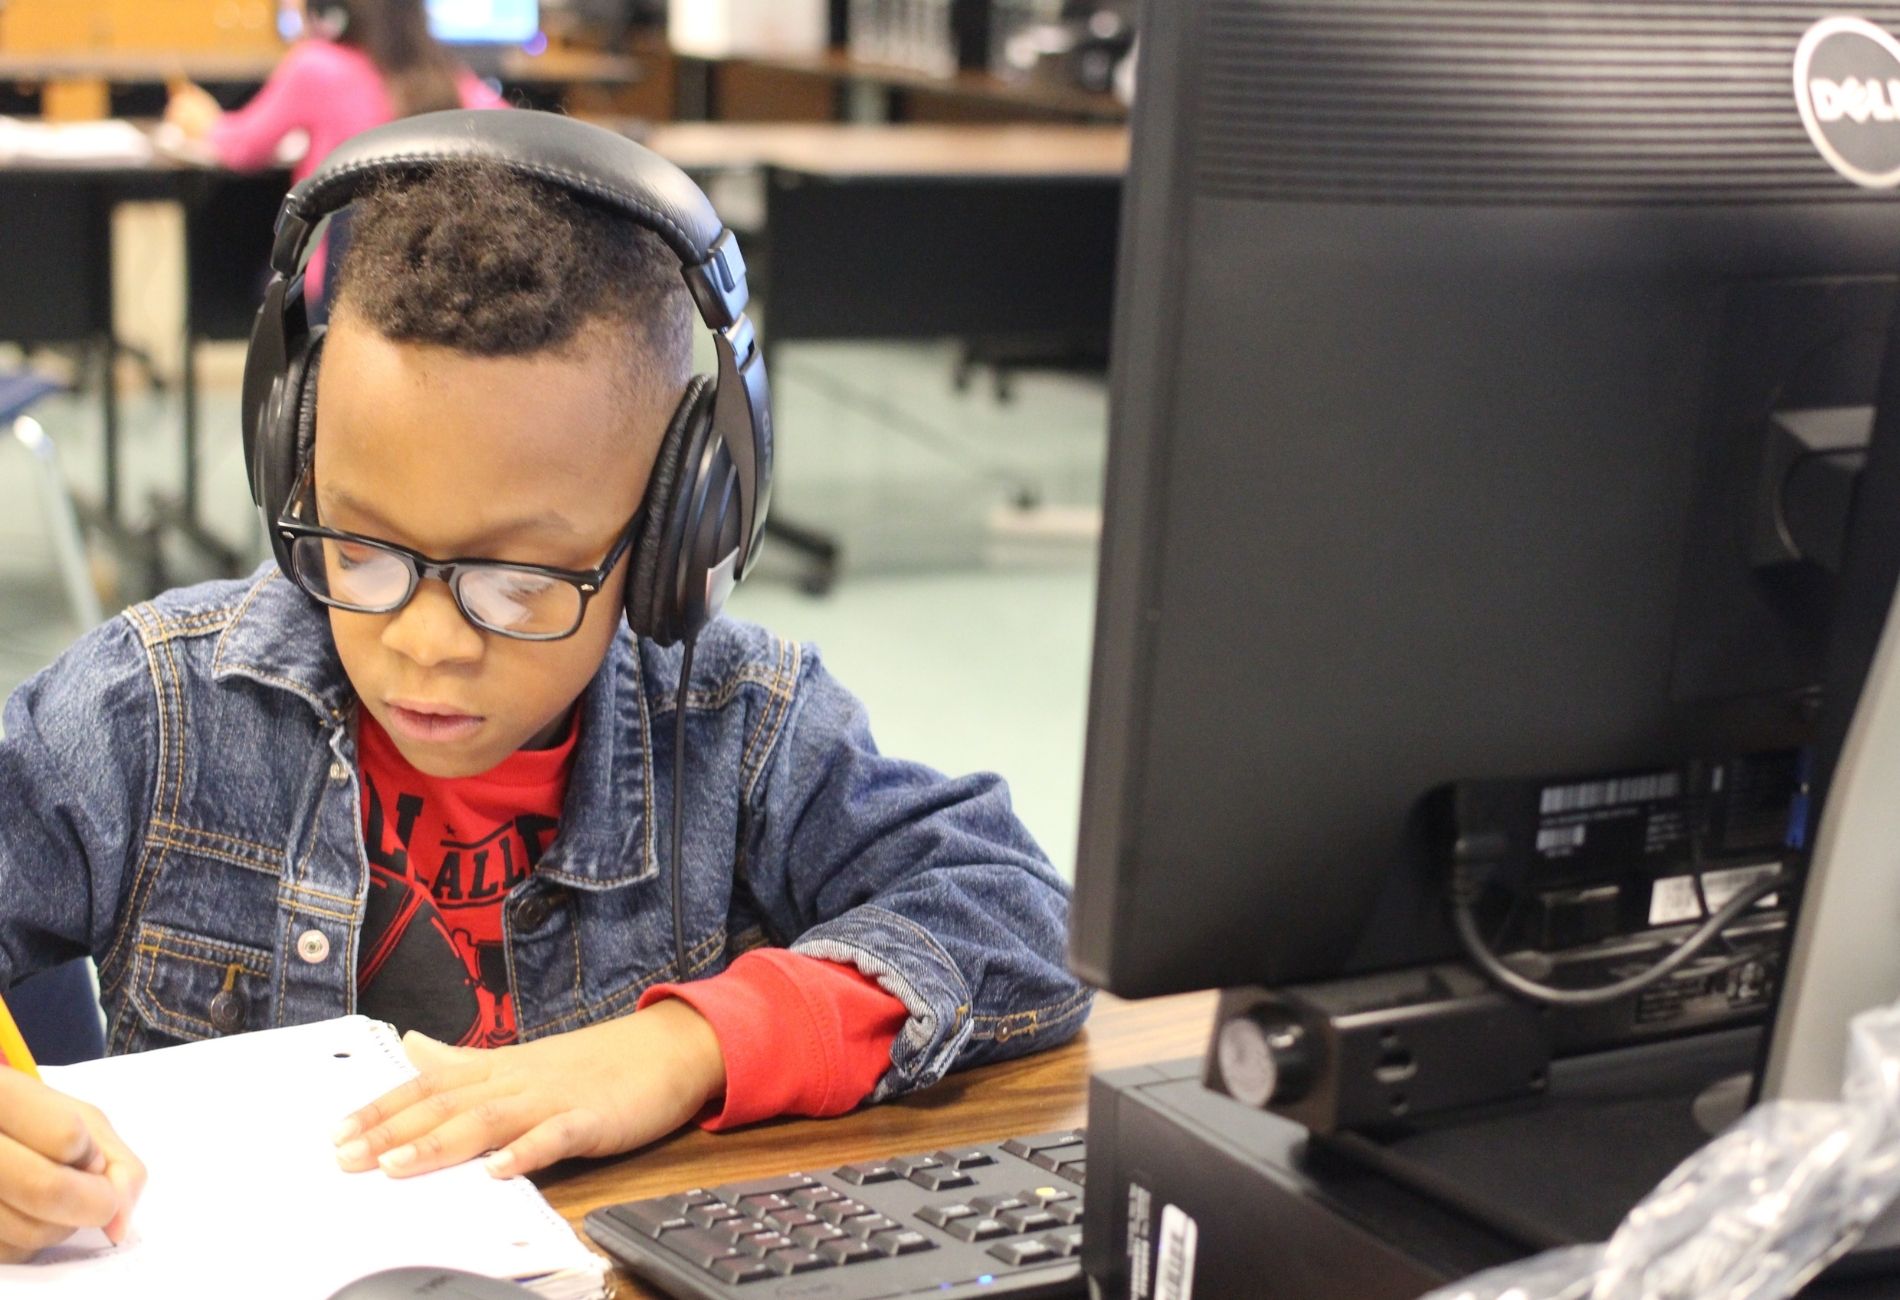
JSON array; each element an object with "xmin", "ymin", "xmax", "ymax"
[{"xmin": 313, "ymin": 311, "xmax": 668, "ymax": 778}]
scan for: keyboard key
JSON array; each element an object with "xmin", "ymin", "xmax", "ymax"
[
  {"xmin": 604, "ymin": 1202, "xmax": 691, "ymax": 1239},
  {"xmin": 659, "ymin": 1227, "xmax": 745, "ymax": 1269},
  {"xmin": 908, "ymin": 1167, "xmax": 976, "ymax": 1193},
  {"xmin": 738, "ymin": 1232, "xmax": 796, "ymax": 1258},
  {"xmin": 1030, "ymin": 1146, "xmax": 1086, "ymax": 1173},
  {"xmin": 1030, "ymin": 1187, "xmax": 1076, "ymax": 1207},
  {"xmin": 1001, "ymin": 1131, "xmax": 1086, "ymax": 1159},
  {"xmin": 790, "ymin": 1223, "xmax": 848, "ymax": 1248},
  {"xmin": 943, "ymin": 1216, "xmax": 1012, "ymax": 1243},
  {"xmin": 1057, "ymin": 1159, "xmax": 1087, "ymax": 1184},
  {"xmin": 999, "ymin": 1207, "xmax": 1062, "ymax": 1234},
  {"xmin": 789, "ymin": 1185, "xmax": 846, "ymax": 1210},
  {"xmin": 834, "ymin": 1162, "xmax": 902, "ymax": 1185},
  {"xmin": 988, "ymin": 1238, "xmax": 1060, "ymax": 1267},
  {"xmin": 842, "ymin": 1214, "xmax": 902, "ymax": 1240},
  {"xmin": 816, "ymin": 1199, "xmax": 871, "ymax": 1227},
  {"xmin": 970, "ymin": 1195, "xmax": 1028, "ymax": 1216},
  {"xmin": 767, "ymin": 1209, "xmax": 823, "ymax": 1232},
  {"xmin": 765, "ymin": 1247, "xmax": 833, "ymax": 1275},
  {"xmin": 687, "ymin": 1203, "xmax": 745, "ymax": 1229},
  {"xmin": 708, "ymin": 1218, "xmax": 772, "ymax": 1246},
  {"xmin": 656, "ymin": 1190, "xmax": 719, "ymax": 1216},
  {"xmin": 819, "ymin": 1237, "xmax": 881, "ymax": 1266},
  {"xmin": 888, "ymin": 1155, "xmax": 943, "ymax": 1176},
  {"xmin": 915, "ymin": 1203, "xmax": 977, "ymax": 1228},
  {"xmin": 935, "ymin": 1148, "xmax": 998, "ymax": 1170},
  {"xmin": 871, "ymin": 1229, "xmax": 936, "ymax": 1256},
  {"xmin": 739, "ymin": 1193, "xmax": 794, "ymax": 1215},
  {"xmin": 1041, "ymin": 1227, "xmax": 1085, "ymax": 1257},
  {"xmin": 709, "ymin": 1256, "xmax": 776, "ymax": 1284},
  {"xmin": 715, "ymin": 1174, "xmax": 818, "ymax": 1201},
  {"xmin": 1050, "ymin": 1202, "xmax": 1084, "ymax": 1226}
]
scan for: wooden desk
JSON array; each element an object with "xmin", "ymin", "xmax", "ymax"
[
  {"xmin": 535, "ymin": 991, "xmax": 1214, "ymax": 1298},
  {"xmin": 641, "ymin": 122, "xmax": 1127, "ymax": 179},
  {"xmin": 0, "ymin": 48, "xmax": 641, "ymax": 88},
  {"xmin": 676, "ymin": 49, "xmax": 1128, "ymax": 124}
]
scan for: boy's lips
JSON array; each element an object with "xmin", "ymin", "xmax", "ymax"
[{"xmin": 385, "ymin": 700, "xmax": 484, "ymax": 744}]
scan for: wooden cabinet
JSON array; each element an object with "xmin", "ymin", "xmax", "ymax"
[{"xmin": 1, "ymin": 0, "xmax": 280, "ymax": 52}]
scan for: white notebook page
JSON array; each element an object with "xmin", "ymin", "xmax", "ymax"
[{"xmin": 0, "ymin": 1016, "xmax": 606, "ymax": 1298}]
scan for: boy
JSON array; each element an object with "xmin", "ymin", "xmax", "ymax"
[{"xmin": 0, "ymin": 121, "xmax": 1088, "ymax": 1262}]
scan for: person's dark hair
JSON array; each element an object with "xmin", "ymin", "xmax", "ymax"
[
  {"xmin": 333, "ymin": 0, "xmax": 465, "ymax": 118},
  {"xmin": 328, "ymin": 159, "xmax": 695, "ymax": 403}
]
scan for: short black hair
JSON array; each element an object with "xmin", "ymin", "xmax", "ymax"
[{"xmin": 329, "ymin": 158, "xmax": 693, "ymax": 403}]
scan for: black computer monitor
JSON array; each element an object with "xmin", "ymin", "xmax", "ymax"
[{"xmin": 1070, "ymin": 0, "xmax": 1900, "ymax": 1016}]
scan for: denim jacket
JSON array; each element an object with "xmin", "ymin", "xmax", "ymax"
[{"xmin": 0, "ymin": 567, "xmax": 1090, "ymax": 1098}]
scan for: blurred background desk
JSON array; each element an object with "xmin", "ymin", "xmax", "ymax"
[
  {"xmin": 535, "ymin": 990, "xmax": 1213, "ymax": 1299},
  {"xmin": 639, "ymin": 121, "xmax": 1127, "ymax": 592}
]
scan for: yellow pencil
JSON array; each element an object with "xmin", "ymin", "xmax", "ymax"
[{"xmin": 0, "ymin": 992, "xmax": 42, "ymax": 1080}]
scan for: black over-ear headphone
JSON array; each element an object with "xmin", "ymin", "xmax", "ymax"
[{"xmin": 241, "ymin": 108, "xmax": 773, "ymax": 647}]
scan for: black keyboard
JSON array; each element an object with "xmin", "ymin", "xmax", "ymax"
[{"xmin": 583, "ymin": 1128, "xmax": 1088, "ymax": 1300}]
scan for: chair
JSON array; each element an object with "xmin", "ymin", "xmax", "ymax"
[
  {"xmin": 9, "ymin": 960, "xmax": 106, "ymax": 1065},
  {"xmin": 1, "ymin": 370, "xmax": 103, "ymax": 629}
]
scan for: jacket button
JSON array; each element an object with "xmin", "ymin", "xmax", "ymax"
[
  {"xmin": 329, "ymin": 761, "xmax": 348, "ymax": 782},
  {"xmin": 512, "ymin": 891, "xmax": 558, "ymax": 932},
  {"xmin": 296, "ymin": 929, "xmax": 331, "ymax": 963},
  {"xmin": 208, "ymin": 990, "xmax": 245, "ymax": 1034}
]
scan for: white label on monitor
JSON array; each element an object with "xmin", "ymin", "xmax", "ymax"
[
  {"xmin": 1651, "ymin": 862, "xmax": 1780, "ymax": 926},
  {"xmin": 1155, "ymin": 1204, "xmax": 1199, "ymax": 1300},
  {"xmin": 1127, "ymin": 1183, "xmax": 1154, "ymax": 1300}
]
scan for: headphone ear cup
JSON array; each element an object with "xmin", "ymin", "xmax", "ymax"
[
  {"xmin": 261, "ymin": 330, "xmax": 326, "ymax": 579},
  {"xmin": 627, "ymin": 375, "xmax": 716, "ymax": 644}
]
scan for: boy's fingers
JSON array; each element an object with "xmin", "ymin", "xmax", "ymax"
[
  {"xmin": 372, "ymin": 1094, "xmax": 553, "ymax": 1180},
  {"xmin": 80, "ymin": 1109, "xmax": 145, "ymax": 1243},
  {"xmin": 333, "ymin": 1054, "xmax": 489, "ymax": 1146},
  {"xmin": 486, "ymin": 1109, "xmax": 607, "ymax": 1179},
  {"xmin": 0, "ymin": 1196, "xmax": 74, "ymax": 1263},
  {"xmin": 0, "ymin": 1131, "xmax": 120, "ymax": 1232},
  {"xmin": 0, "ymin": 1071, "xmax": 99, "ymax": 1168},
  {"xmin": 336, "ymin": 1080, "xmax": 510, "ymax": 1171}
]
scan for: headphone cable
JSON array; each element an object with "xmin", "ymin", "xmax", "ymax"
[{"xmin": 671, "ymin": 633, "xmax": 697, "ymax": 982}]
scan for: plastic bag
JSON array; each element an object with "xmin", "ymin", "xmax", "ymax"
[{"xmin": 1421, "ymin": 999, "xmax": 1900, "ymax": 1300}]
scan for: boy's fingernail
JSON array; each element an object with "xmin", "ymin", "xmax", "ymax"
[
  {"xmin": 331, "ymin": 1117, "xmax": 361, "ymax": 1144},
  {"xmin": 336, "ymin": 1138, "xmax": 369, "ymax": 1165},
  {"xmin": 484, "ymin": 1150, "xmax": 514, "ymax": 1178},
  {"xmin": 379, "ymin": 1145, "xmax": 417, "ymax": 1171}
]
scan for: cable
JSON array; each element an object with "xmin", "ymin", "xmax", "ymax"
[
  {"xmin": 670, "ymin": 633, "xmax": 697, "ymax": 982},
  {"xmin": 1452, "ymin": 871, "xmax": 1784, "ymax": 1008}
]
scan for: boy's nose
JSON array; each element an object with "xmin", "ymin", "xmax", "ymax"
[{"xmin": 379, "ymin": 579, "xmax": 484, "ymax": 668}]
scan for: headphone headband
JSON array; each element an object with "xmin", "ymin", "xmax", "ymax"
[{"xmin": 273, "ymin": 110, "xmax": 750, "ymax": 329}]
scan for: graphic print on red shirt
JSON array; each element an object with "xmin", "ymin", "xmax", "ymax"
[{"xmin": 355, "ymin": 712, "xmax": 575, "ymax": 1048}]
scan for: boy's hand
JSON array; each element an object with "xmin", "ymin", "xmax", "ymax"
[
  {"xmin": 162, "ymin": 81, "xmax": 222, "ymax": 140},
  {"xmin": 333, "ymin": 1000, "xmax": 726, "ymax": 1180},
  {"xmin": 0, "ymin": 1070, "xmax": 145, "ymax": 1263}
]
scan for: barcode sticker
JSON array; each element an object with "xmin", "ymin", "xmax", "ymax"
[
  {"xmin": 1155, "ymin": 1204, "xmax": 1198, "ymax": 1300},
  {"xmin": 1540, "ymin": 772, "xmax": 1680, "ymax": 816}
]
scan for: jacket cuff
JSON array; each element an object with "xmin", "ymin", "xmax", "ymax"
[{"xmin": 638, "ymin": 948, "xmax": 906, "ymax": 1130}]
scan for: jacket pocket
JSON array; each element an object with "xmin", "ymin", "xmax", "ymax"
[{"xmin": 124, "ymin": 923, "xmax": 273, "ymax": 1048}]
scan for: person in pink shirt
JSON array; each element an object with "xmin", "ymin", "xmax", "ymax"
[{"xmin": 165, "ymin": 0, "xmax": 506, "ymax": 297}]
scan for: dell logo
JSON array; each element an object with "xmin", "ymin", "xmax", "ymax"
[{"xmin": 1795, "ymin": 16, "xmax": 1900, "ymax": 188}]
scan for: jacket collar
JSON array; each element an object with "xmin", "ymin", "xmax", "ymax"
[{"xmin": 212, "ymin": 568, "xmax": 652, "ymax": 889}]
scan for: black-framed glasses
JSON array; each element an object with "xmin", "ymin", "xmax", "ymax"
[{"xmin": 276, "ymin": 460, "xmax": 641, "ymax": 641}]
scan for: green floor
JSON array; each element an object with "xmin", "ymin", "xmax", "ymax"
[{"xmin": 0, "ymin": 338, "xmax": 1107, "ymax": 878}]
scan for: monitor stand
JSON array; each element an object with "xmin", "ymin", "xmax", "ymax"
[{"xmin": 1083, "ymin": 1046, "xmax": 1900, "ymax": 1300}]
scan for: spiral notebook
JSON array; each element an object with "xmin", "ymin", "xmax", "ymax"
[{"xmin": 0, "ymin": 1016, "xmax": 608, "ymax": 1298}]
